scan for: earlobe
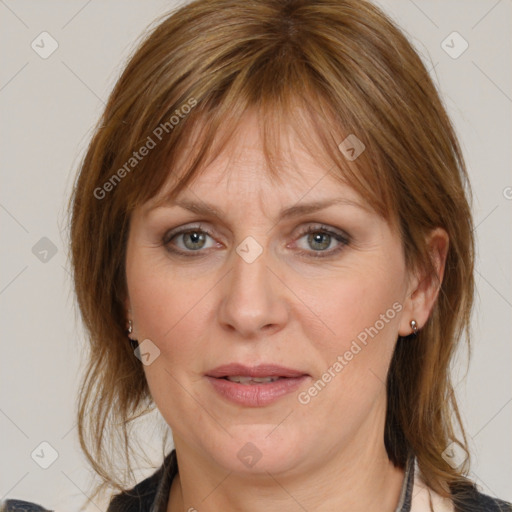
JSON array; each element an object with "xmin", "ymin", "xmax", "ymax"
[{"xmin": 398, "ymin": 228, "xmax": 449, "ymax": 337}]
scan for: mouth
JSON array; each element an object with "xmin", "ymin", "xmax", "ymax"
[
  {"xmin": 222, "ymin": 375, "xmax": 282, "ymax": 384},
  {"xmin": 205, "ymin": 363, "xmax": 310, "ymax": 407}
]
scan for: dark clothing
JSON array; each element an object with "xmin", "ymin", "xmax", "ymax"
[{"xmin": 2, "ymin": 450, "xmax": 511, "ymax": 511}]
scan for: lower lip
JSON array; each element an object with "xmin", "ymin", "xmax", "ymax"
[{"xmin": 206, "ymin": 376, "xmax": 308, "ymax": 407}]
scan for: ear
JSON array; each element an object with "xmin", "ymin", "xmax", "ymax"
[{"xmin": 398, "ymin": 228, "xmax": 449, "ymax": 336}]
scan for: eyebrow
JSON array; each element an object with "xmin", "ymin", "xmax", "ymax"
[{"xmin": 160, "ymin": 197, "xmax": 368, "ymax": 222}]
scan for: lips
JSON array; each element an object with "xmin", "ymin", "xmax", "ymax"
[
  {"xmin": 207, "ymin": 363, "xmax": 307, "ymax": 379},
  {"xmin": 206, "ymin": 363, "xmax": 309, "ymax": 407}
]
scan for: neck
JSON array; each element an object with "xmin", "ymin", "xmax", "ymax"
[{"xmin": 168, "ymin": 402, "xmax": 405, "ymax": 511}]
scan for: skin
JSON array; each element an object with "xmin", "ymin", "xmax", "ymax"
[{"xmin": 124, "ymin": 111, "xmax": 448, "ymax": 512}]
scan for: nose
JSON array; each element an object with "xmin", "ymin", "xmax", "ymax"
[{"xmin": 217, "ymin": 244, "xmax": 289, "ymax": 338}]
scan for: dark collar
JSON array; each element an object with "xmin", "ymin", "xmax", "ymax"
[{"xmin": 150, "ymin": 449, "xmax": 178, "ymax": 512}]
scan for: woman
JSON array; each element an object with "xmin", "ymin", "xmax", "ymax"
[{"xmin": 3, "ymin": 0, "xmax": 510, "ymax": 511}]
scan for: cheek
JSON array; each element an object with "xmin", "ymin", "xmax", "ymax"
[
  {"xmin": 127, "ymin": 259, "xmax": 216, "ymax": 423},
  {"xmin": 308, "ymin": 266, "xmax": 404, "ymax": 350},
  {"xmin": 127, "ymin": 256, "xmax": 215, "ymax": 365},
  {"xmin": 298, "ymin": 261, "xmax": 406, "ymax": 416}
]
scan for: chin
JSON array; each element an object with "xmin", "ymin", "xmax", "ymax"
[{"xmin": 206, "ymin": 423, "xmax": 308, "ymax": 475}]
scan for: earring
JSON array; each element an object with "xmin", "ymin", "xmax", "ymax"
[
  {"xmin": 127, "ymin": 320, "xmax": 138, "ymax": 351},
  {"xmin": 410, "ymin": 319, "xmax": 418, "ymax": 335}
]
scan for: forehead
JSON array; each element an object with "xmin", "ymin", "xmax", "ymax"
[{"xmin": 143, "ymin": 109, "xmax": 369, "ymax": 214}]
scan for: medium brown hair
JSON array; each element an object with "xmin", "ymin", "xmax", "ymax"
[{"xmin": 69, "ymin": 0, "xmax": 475, "ymax": 504}]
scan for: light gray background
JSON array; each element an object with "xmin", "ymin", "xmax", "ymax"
[{"xmin": 1, "ymin": 1, "xmax": 511, "ymax": 510}]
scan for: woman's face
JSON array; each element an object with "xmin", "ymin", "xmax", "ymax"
[{"xmin": 125, "ymin": 112, "xmax": 416, "ymax": 476}]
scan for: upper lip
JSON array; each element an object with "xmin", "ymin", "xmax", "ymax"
[{"xmin": 207, "ymin": 363, "xmax": 308, "ymax": 378}]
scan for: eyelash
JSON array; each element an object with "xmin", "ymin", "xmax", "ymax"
[
  {"xmin": 162, "ymin": 223, "xmax": 350, "ymax": 259},
  {"xmin": 295, "ymin": 225, "xmax": 350, "ymax": 258}
]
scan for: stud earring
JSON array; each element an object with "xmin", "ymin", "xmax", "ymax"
[
  {"xmin": 127, "ymin": 319, "xmax": 133, "ymax": 335},
  {"xmin": 410, "ymin": 319, "xmax": 418, "ymax": 335}
]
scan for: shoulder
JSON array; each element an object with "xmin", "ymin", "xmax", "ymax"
[
  {"xmin": 0, "ymin": 499, "xmax": 52, "ymax": 512},
  {"xmin": 0, "ymin": 453, "xmax": 177, "ymax": 512},
  {"xmin": 107, "ymin": 450, "xmax": 178, "ymax": 512},
  {"xmin": 106, "ymin": 466, "xmax": 163, "ymax": 512},
  {"xmin": 0, "ymin": 471, "xmax": 165, "ymax": 512},
  {"xmin": 412, "ymin": 458, "xmax": 511, "ymax": 512},
  {"xmin": 451, "ymin": 483, "xmax": 512, "ymax": 512}
]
